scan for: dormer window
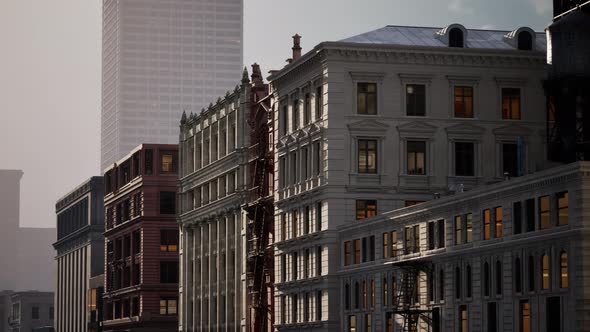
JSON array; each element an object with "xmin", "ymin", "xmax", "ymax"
[
  {"xmin": 449, "ymin": 28, "xmax": 464, "ymax": 48},
  {"xmin": 517, "ymin": 31, "xmax": 533, "ymax": 50}
]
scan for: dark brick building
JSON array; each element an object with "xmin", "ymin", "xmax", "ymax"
[{"xmin": 102, "ymin": 144, "xmax": 179, "ymax": 331}]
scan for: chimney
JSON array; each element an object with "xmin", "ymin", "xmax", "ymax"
[
  {"xmin": 292, "ymin": 34, "xmax": 302, "ymax": 61},
  {"xmin": 251, "ymin": 63, "xmax": 263, "ymax": 86}
]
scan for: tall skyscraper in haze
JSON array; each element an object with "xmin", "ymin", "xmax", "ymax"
[{"xmin": 101, "ymin": 0, "xmax": 243, "ymax": 171}]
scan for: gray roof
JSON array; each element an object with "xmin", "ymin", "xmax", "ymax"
[{"xmin": 340, "ymin": 25, "xmax": 547, "ymax": 51}]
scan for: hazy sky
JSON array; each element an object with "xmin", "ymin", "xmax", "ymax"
[{"xmin": 0, "ymin": 0, "xmax": 551, "ymax": 228}]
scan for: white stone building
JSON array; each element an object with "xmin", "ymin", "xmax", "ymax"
[
  {"xmin": 268, "ymin": 24, "xmax": 548, "ymax": 331},
  {"xmin": 338, "ymin": 161, "xmax": 585, "ymax": 332},
  {"xmin": 177, "ymin": 72, "xmax": 252, "ymax": 331}
]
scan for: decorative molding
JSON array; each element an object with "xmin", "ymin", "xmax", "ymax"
[
  {"xmin": 349, "ymin": 71, "xmax": 386, "ymax": 81},
  {"xmin": 492, "ymin": 124, "xmax": 533, "ymax": 137},
  {"xmin": 398, "ymin": 73, "xmax": 435, "ymax": 82},
  {"xmin": 347, "ymin": 118, "xmax": 390, "ymax": 136},
  {"xmin": 397, "ymin": 121, "xmax": 438, "ymax": 136},
  {"xmin": 445, "ymin": 122, "xmax": 486, "ymax": 139}
]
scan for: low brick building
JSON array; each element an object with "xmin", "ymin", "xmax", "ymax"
[
  {"xmin": 102, "ymin": 144, "xmax": 179, "ymax": 331},
  {"xmin": 7, "ymin": 291, "xmax": 54, "ymax": 332}
]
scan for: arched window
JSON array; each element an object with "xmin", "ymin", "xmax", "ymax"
[
  {"xmin": 528, "ymin": 255, "xmax": 535, "ymax": 291},
  {"xmin": 383, "ymin": 278, "xmax": 389, "ymax": 306},
  {"xmin": 560, "ymin": 251, "xmax": 568, "ymax": 288},
  {"xmin": 455, "ymin": 266, "xmax": 462, "ymax": 299},
  {"xmin": 439, "ymin": 269, "xmax": 444, "ymax": 301},
  {"xmin": 541, "ymin": 254, "xmax": 550, "ymax": 290},
  {"xmin": 449, "ymin": 28, "xmax": 464, "ymax": 48},
  {"xmin": 354, "ymin": 282, "xmax": 360, "ymax": 309},
  {"xmin": 392, "ymin": 276, "xmax": 397, "ymax": 305},
  {"xmin": 483, "ymin": 262, "xmax": 490, "ymax": 296},
  {"xmin": 466, "ymin": 265, "xmax": 472, "ymax": 298},
  {"xmin": 517, "ymin": 31, "xmax": 533, "ymax": 50},
  {"xmin": 345, "ymin": 283, "xmax": 351, "ymax": 310},
  {"xmin": 514, "ymin": 257, "xmax": 522, "ymax": 293},
  {"xmin": 496, "ymin": 260, "xmax": 503, "ymax": 295}
]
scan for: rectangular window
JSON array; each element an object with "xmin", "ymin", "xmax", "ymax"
[
  {"xmin": 281, "ymin": 105, "xmax": 288, "ymax": 136},
  {"xmin": 356, "ymin": 200, "xmax": 377, "ymax": 220},
  {"xmin": 557, "ymin": 191, "xmax": 568, "ymax": 226},
  {"xmin": 365, "ymin": 313, "xmax": 372, "ymax": 332},
  {"xmin": 483, "ymin": 209, "xmax": 491, "ymax": 240},
  {"xmin": 32, "ymin": 306, "xmax": 39, "ymax": 320},
  {"xmin": 454, "ymin": 86, "xmax": 474, "ymax": 118},
  {"xmin": 304, "ymin": 206, "xmax": 310, "ymax": 234},
  {"xmin": 428, "ymin": 222, "xmax": 435, "ymax": 250},
  {"xmin": 391, "ymin": 231, "xmax": 397, "ymax": 257},
  {"xmin": 160, "ymin": 230, "xmax": 178, "ymax": 252},
  {"xmin": 520, "ymin": 300, "xmax": 530, "ymax": 332},
  {"xmin": 291, "ymin": 152, "xmax": 298, "ymax": 185},
  {"xmin": 502, "ymin": 143, "xmax": 519, "ymax": 177},
  {"xmin": 455, "ymin": 142, "xmax": 475, "ymax": 176},
  {"xmin": 407, "ymin": 141, "xmax": 426, "ymax": 175},
  {"xmin": 304, "ymin": 93, "xmax": 311, "ymax": 125},
  {"xmin": 279, "ymin": 157, "xmax": 286, "ymax": 189},
  {"xmin": 466, "ymin": 213, "xmax": 473, "ymax": 243},
  {"xmin": 160, "ymin": 261, "xmax": 179, "ymax": 283},
  {"xmin": 455, "ymin": 215, "xmax": 463, "ymax": 245},
  {"xmin": 487, "ymin": 302, "xmax": 498, "ymax": 332},
  {"xmin": 344, "ymin": 241, "xmax": 351, "ymax": 266},
  {"xmin": 292, "ymin": 98, "xmax": 299, "ymax": 131},
  {"xmin": 159, "ymin": 191, "xmax": 176, "ymax": 215},
  {"xmin": 357, "ymin": 83, "xmax": 377, "ymax": 115},
  {"xmin": 406, "ymin": 84, "xmax": 426, "ymax": 116},
  {"xmin": 438, "ymin": 219, "xmax": 445, "ymax": 248},
  {"xmin": 514, "ymin": 202, "xmax": 523, "ymax": 234},
  {"xmin": 316, "ymin": 201, "xmax": 322, "ymax": 232},
  {"xmin": 413, "ymin": 225, "xmax": 420, "ymax": 253},
  {"xmin": 160, "ymin": 151, "xmax": 178, "ymax": 173},
  {"xmin": 302, "ymin": 147, "xmax": 309, "ymax": 181},
  {"xmin": 281, "ymin": 296, "xmax": 286, "ymax": 324},
  {"xmin": 383, "ymin": 232, "xmax": 389, "ymax": 258},
  {"xmin": 144, "ymin": 149, "xmax": 153, "ymax": 175},
  {"xmin": 317, "ymin": 246, "xmax": 322, "ymax": 276},
  {"xmin": 159, "ymin": 298, "xmax": 177, "ymax": 316},
  {"xmin": 281, "ymin": 213, "xmax": 287, "ymax": 241},
  {"xmin": 316, "ymin": 85, "xmax": 323, "ymax": 120},
  {"xmin": 495, "ymin": 207, "xmax": 503, "ymax": 238},
  {"xmin": 316, "ymin": 290, "xmax": 322, "ymax": 321},
  {"xmin": 314, "ymin": 141, "xmax": 321, "ymax": 177},
  {"xmin": 525, "ymin": 199, "xmax": 535, "ymax": 232},
  {"xmin": 539, "ymin": 196, "xmax": 551, "ymax": 230},
  {"xmin": 281, "ymin": 254, "xmax": 287, "ymax": 282},
  {"xmin": 459, "ymin": 305, "xmax": 468, "ymax": 332},
  {"xmin": 354, "ymin": 239, "xmax": 361, "ymax": 264},
  {"xmin": 546, "ymin": 297, "xmax": 561, "ymax": 332},
  {"xmin": 404, "ymin": 227, "xmax": 412, "ymax": 254},
  {"xmin": 348, "ymin": 315, "xmax": 357, "ymax": 332},
  {"xmin": 292, "ymin": 252, "xmax": 298, "ymax": 281},
  {"xmin": 292, "ymin": 210, "xmax": 298, "ymax": 238},
  {"xmin": 358, "ymin": 139, "xmax": 378, "ymax": 174},
  {"xmin": 502, "ymin": 88, "xmax": 521, "ymax": 120}
]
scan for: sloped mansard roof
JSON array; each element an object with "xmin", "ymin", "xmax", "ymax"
[{"xmin": 340, "ymin": 25, "xmax": 546, "ymax": 51}]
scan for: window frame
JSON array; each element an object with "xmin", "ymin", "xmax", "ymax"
[
  {"xmin": 357, "ymin": 139, "xmax": 378, "ymax": 174},
  {"xmin": 406, "ymin": 140, "xmax": 427, "ymax": 175},
  {"xmin": 501, "ymin": 87, "xmax": 521, "ymax": 120},
  {"xmin": 454, "ymin": 141, "xmax": 476, "ymax": 177},
  {"xmin": 356, "ymin": 82, "xmax": 378, "ymax": 115},
  {"xmin": 453, "ymin": 86, "xmax": 474, "ymax": 118},
  {"xmin": 356, "ymin": 200, "xmax": 377, "ymax": 220},
  {"xmin": 405, "ymin": 83, "xmax": 426, "ymax": 116}
]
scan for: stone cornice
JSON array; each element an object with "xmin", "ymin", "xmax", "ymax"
[{"xmin": 269, "ymin": 41, "xmax": 546, "ymax": 86}]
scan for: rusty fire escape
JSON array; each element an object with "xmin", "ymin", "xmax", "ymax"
[
  {"xmin": 244, "ymin": 67, "xmax": 274, "ymax": 332},
  {"xmin": 391, "ymin": 259, "xmax": 434, "ymax": 332}
]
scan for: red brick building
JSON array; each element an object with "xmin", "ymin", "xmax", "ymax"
[{"xmin": 102, "ymin": 144, "xmax": 179, "ymax": 331}]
